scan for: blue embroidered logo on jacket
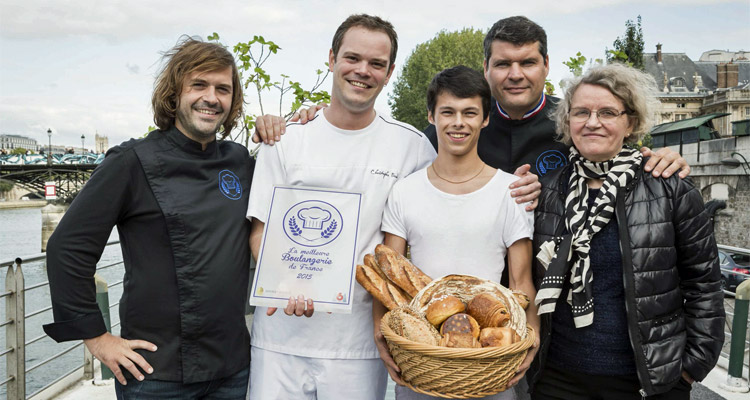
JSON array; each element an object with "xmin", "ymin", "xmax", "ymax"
[
  {"xmin": 219, "ymin": 170, "xmax": 242, "ymax": 200},
  {"xmin": 536, "ymin": 150, "xmax": 567, "ymax": 176}
]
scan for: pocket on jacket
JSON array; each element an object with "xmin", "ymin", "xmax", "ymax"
[{"xmin": 644, "ymin": 308, "xmax": 685, "ymax": 342}]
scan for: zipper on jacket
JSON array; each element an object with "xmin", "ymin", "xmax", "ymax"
[{"xmin": 615, "ymin": 188, "xmax": 654, "ymax": 397}]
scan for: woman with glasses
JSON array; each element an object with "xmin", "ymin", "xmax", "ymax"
[{"xmin": 527, "ymin": 63, "xmax": 724, "ymax": 400}]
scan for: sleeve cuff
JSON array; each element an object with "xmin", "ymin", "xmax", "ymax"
[{"xmin": 43, "ymin": 312, "xmax": 107, "ymax": 343}]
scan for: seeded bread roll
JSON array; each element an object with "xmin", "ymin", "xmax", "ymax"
[
  {"xmin": 375, "ymin": 244, "xmax": 432, "ymax": 297},
  {"xmin": 467, "ymin": 293, "xmax": 510, "ymax": 328},
  {"xmin": 439, "ymin": 313, "xmax": 480, "ymax": 338},
  {"xmin": 426, "ymin": 295, "xmax": 465, "ymax": 327},
  {"xmin": 387, "ymin": 307, "xmax": 441, "ymax": 346}
]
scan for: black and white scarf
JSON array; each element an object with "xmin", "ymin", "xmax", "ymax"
[{"xmin": 535, "ymin": 146, "xmax": 641, "ymax": 328}]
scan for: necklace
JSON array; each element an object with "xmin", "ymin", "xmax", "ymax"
[{"xmin": 430, "ymin": 163, "xmax": 484, "ymax": 184}]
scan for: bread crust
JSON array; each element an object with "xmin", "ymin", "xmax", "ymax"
[
  {"xmin": 439, "ymin": 313, "xmax": 480, "ymax": 338},
  {"xmin": 467, "ymin": 293, "xmax": 510, "ymax": 328},
  {"xmin": 426, "ymin": 295, "xmax": 465, "ymax": 327},
  {"xmin": 355, "ymin": 264, "xmax": 409, "ymax": 310},
  {"xmin": 479, "ymin": 327, "xmax": 515, "ymax": 347},
  {"xmin": 439, "ymin": 332, "xmax": 481, "ymax": 348},
  {"xmin": 388, "ymin": 307, "xmax": 441, "ymax": 346},
  {"xmin": 375, "ymin": 244, "xmax": 431, "ymax": 297}
]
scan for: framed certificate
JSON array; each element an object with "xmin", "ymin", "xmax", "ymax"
[{"xmin": 250, "ymin": 186, "xmax": 362, "ymax": 313}]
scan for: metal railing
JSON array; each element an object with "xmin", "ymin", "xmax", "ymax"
[
  {"xmin": 717, "ymin": 244, "xmax": 750, "ymax": 392},
  {"xmin": 0, "ymin": 241, "xmax": 123, "ymax": 399}
]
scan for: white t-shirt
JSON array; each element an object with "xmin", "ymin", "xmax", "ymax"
[
  {"xmin": 247, "ymin": 111, "xmax": 436, "ymax": 359},
  {"xmin": 381, "ymin": 167, "xmax": 533, "ymax": 283}
]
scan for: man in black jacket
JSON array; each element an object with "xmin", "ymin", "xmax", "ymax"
[{"xmin": 43, "ymin": 37, "xmax": 254, "ymax": 398}]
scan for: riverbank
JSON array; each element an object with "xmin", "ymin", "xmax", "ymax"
[{"xmin": 0, "ymin": 200, "xmax": 47, "ymax": 209}]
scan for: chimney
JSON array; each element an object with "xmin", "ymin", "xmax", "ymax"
[
  {"xmin": 656, "ymin": 43, "xmax": 662, "ymax": 63},
  {"xmin": 717, "ymin": 63, "xmax": 727, "ymax": 88},
  {"xmin": 726, "ymin": 63, "xmax": 739, "ymax": 87}
]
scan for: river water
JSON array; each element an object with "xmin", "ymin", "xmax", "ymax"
[{"xmin": 0, "ymin": 206, "xmax": 124, "ymax": 397}]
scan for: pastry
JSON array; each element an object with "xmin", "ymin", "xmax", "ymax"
[
  {"xmin": 467, "ymin": 293, "xmax": 510, "ymax": 328},
  {"xmin": 426, "ymin": 295, "xmax": 465, "ymax": 327},
  {"xmin": 511, "ymin": 289, "xmax": 530, "ymax": 310},
  {"xmin": 439, "ymin": 313, "xmax": 480, "ymax": 338},
  {"xmin": 479, "ymin": 327, "xmax": 515, "ymax": 347},
  {"xmin": 439, "ymin": 332, "xmax": 481, "ymax": 348}
]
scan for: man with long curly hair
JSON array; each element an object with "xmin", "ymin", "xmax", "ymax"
[{"xmin": 44, "ymin": 37, "xmax": 254, "ymax": 399}]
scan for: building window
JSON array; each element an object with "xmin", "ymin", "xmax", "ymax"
[
  {"xmin": 746, "ymin": 106, "xmax": 750, "ymax": 116},
  {"xmin": 677, "ymin": 103, "xmax": 686, "ymax": 108},
  {"xmin": 675, "ymin": 114, "xmax": 687, "ymax": 121}
]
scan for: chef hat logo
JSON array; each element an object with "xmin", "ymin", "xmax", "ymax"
[{"xmin": 297, "ymin": 207, "xmax": 331, "ymax": 230}]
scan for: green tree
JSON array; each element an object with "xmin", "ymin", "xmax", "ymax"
[
  {"xmin": 0, "ymin": 179, "xmax": 13, "ymax": 194},
  {"xmin": 209, "ymin": 33, "xmax": 330, "ymax": 148},
  {"xmin": 9, "ymin": 147, "xmax": 27, "ymax": 155},
  {"xmin": 607, "ymin": 16, "xmax": 645, "ymax": 69},
  {"xmin": 389, "ymin": 28, "xmax": 485, "ymax": 131}
]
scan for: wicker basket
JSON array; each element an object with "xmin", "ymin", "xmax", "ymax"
[
  {"xmin": 381, "ymin": 312, "xmax": 535, "ymax": 399},
  {"xmin": 381, "ymin": 274, "xmax": 536, "ymax": 398}
]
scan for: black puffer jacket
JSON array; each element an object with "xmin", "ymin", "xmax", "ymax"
[{"xmin": 528, "ymin": 160, "xmax": 725, "ymax": 397}]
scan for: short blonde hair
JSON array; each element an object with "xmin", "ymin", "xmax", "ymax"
[{"xmin": 554, "ymin": 63, "xmax": 658, "ymax": 145}]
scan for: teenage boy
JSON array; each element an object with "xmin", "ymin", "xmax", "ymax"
[
  {"xmin": 247, "ymin": 14, "xmax": 436, "ymax": 400},
  {"xmin": 378, "ymin": 66, "xmax": 540, "ymax": 400}
]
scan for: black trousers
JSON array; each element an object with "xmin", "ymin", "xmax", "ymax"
[{"xmin": 532, "ymin": 364, "xmax": 691, "ymax": 400}]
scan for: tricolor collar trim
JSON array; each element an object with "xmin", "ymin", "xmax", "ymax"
[{"xmin": 496, "ymin": 93, "xmax": 546, "ymax": 120}]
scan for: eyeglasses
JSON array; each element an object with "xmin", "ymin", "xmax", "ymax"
[{"xmin": 569, "ymin": 108, "xmax": 628, "ymax": 123}]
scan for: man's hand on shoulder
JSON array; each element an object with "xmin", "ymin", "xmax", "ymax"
[
  {"xmin": 510, "ymin": 164, "xmax": 541, "ymax": 211},
  {"xmin": 84, "ymin": 332, "xmax": 157, "ymax": 385},
  {"xmin": 251, "ymin": 103, "xmax": 329, "ymax": 145},
  {"xmin": 641, "ymin": 146, "xmax": 691, "ymax": 179}
]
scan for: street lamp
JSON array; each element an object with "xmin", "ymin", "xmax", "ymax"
[
  {"xmin": 721, "ymin": 152, "xmax": 750, "ymax": 175},
  {"xmin": 47, "ymin": 128, "xmax": 52, "ymax": 166},
  {"xmin": 80, "ymin": 134, "xmax": 86, "ymax": 156}
]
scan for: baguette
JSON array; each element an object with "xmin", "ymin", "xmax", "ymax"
[
  {"xmin": 364, "ymin": 253, "xmax": 387, "ymax": 281},
  {"xmin": 374, "ymin": 244, "xmax": 432, "ymax": 297},
  {"xmin": 355, "ymin": 264, "xmax": 409, "ymax": 310}
]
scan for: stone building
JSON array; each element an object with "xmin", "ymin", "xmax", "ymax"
[
  {"xmin": 94, "ymin": 133, "xmax": 109, "ymax": 153},
  {"xmin": 676, "ymin": 134, "xmax": 750, "ymax": 249},
  {"xmin": 644, "ymin": 45, "xmax": 750, "ymax": 136},
  {"xmin": 0, "ymin": 134, "xmax": 39, "ymax": 152}
]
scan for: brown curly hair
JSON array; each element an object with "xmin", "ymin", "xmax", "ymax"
[{"xmin": 152, "ymin": 36, "xmax": 242, "ymax": 139}]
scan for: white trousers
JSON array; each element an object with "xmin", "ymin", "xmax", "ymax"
[{"xmin": 248, "ymin": 346, "xmax": 388, "ymax": 400}]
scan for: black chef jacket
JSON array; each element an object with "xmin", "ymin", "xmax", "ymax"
[
  {"xmin": 43, "ymin": 127, "xmax": 254, "ymax": 383},
  {"xmin": 425, "ymin": 96, "xmax": 570, "ymax": 177}
]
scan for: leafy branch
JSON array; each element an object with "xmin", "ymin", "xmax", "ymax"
[{"xmin": 208, "ymin": 33, "xmax": 330, "ymax": 147}]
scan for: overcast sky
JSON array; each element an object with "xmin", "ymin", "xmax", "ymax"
[{"xmin": 1, "ymin": 0, "xmax": 748, "ymax": 149}]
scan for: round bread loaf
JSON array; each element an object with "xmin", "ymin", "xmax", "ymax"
[
  {"xmin": 425, "ymin": 295, "xmax": 465, "ymax": 327},
  {"xmin": 386, "ymin": 306, "xmax": 441, "ymax": 346},
  {"xmin": 439, "ymin": 313, "xmax": 480, "ymax": 338}
]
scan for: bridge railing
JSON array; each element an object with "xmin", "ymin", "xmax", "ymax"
[
  {"xmin": 0, "ymin": 154, "xmax": 103, "ymax": 166},
  {"xmin": 0, "ymin": 241, "xmax": 123, "ymax": 399}
]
